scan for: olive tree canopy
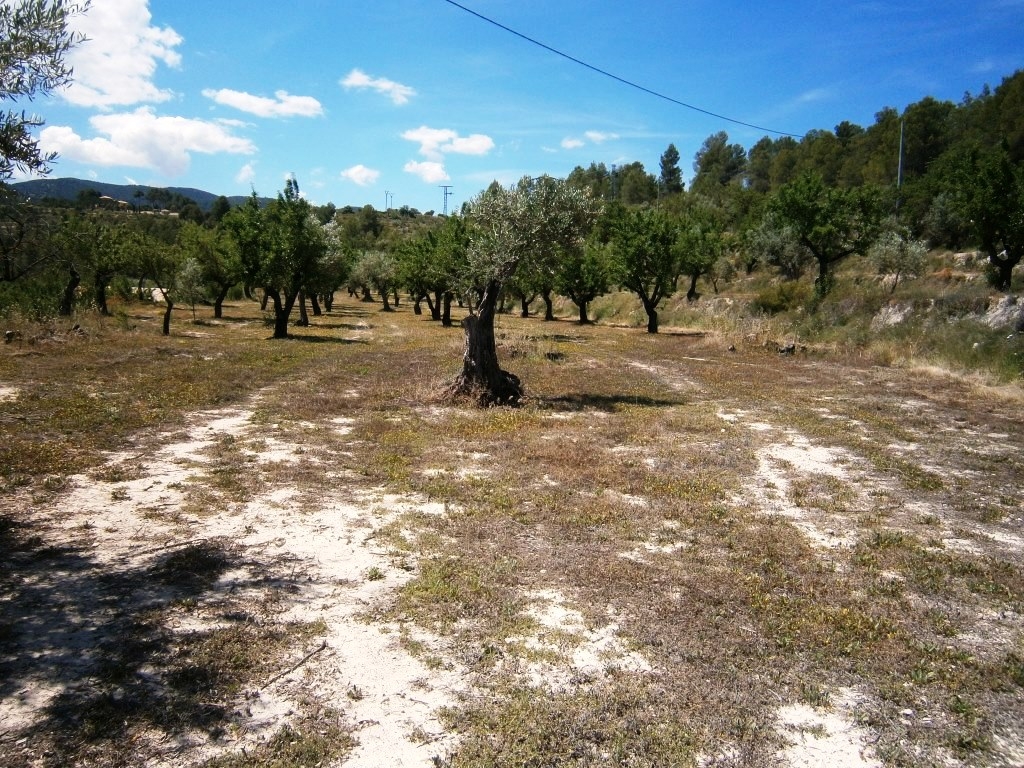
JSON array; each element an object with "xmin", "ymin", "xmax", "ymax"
[{"xmin": 449, "ymin": 175, "xmax": 600, "ymax": 405}]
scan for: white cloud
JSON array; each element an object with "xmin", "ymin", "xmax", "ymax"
[
  {"xmin": 796, "ymin": 88, "xmax": 832, "ymax": 104},
  {"xmin": 63, "ymin": 0, "xmax": 183, "ymax": 108},
  {"xmin": 401, "ymin": 126, "xmax": 495, "ymax": 160},
  {"xmin": 341, "ymin": 68, "xmax": 415, "ymax": 105},
  {"xmin": 39, "ymin": 107, "xmax": 256, "ymax": 176},
  {"xmin": 340, "ymin": 164, "xmax": 380, "ymax": 186},
  {"xmin": 584, "ymin": 130, "xmax": 619, "ymax": 143},
  {"xmin": 235, "ymin": 162, "xmax": 256, "ymax": 185},
  {"xmin": 561, "ymin": 132, "xmax": 618, "ymax": 150},
  {"xmin": 403, "ymin": 160, "xmax": 449, "ymax": 183},
  {"xmin": 202, "ymin": 88, "xmax": 323, "ymax": 118},
  {"xmin": 446, "ymin": 134, "xmax": 495, "ymax": 155}
]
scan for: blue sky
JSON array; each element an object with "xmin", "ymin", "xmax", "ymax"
[{"xmin": 23, "ymin": 0, "xmax": 1024, "ymax": 213}]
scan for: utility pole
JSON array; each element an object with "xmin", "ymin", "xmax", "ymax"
[
  {"xmin": 439, "ymin": 185, "xmax": 453, "ymax": 215},
  {"xmin": 895, "ymin": 119, "xmax": 905, "ymax": 212},
  {"xmin": 384, "ymin": 191, "xmax": 394, "ymax": 211}
]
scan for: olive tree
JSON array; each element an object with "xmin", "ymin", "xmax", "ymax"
[
  {"xmin": 451, "ymin": 175, "xmax": 600, "ymax": 405},
  {"xmin": 869, "ymin": 227, "xmax": 927, "ymax": 294},
  {"xmin": 1, "ymin": 0, "xmax": 87, "ymax": 181},
  {"xmin": 352, "ymin": 249, "xmax": 399, "ymax": 311},
  {"xmin": 744, "ymin": 211, "xmax": 813, "ymax": 280}
]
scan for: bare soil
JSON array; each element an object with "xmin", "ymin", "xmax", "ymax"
[{"xmin": 1, "ymin": 299, "xmax": 1022, "ymax": 767}]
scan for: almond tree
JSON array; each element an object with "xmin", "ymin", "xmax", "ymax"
[
  {"xmin": 770, "ymin": 171, "xmax": 883, "ymax": 297},
  {"xmin": 554, "ymin": 238, "xmax": 613, "ymax": 324},
  {"xmin": 610, "ymin": 206, "xmax": 680, "ymax": 334},
  {"xmin": 177, "ymin": 221, "xmax": 241, "ymax": 318},
  {"xmin": 949, "ymin": 145, "xmax": 1023, "ymax": 291},
  {"xmin": 224, "ymin": 179, "xmax": 327, "ymax": 338}
]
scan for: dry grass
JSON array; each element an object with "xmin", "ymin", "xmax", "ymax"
[{"xmin": 1, "ymin": 295, "xmax": 1022, "ymax": 766}]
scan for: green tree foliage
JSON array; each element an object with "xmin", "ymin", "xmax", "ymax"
[
  {"xmin": 174, "ymin": 257, "xmax": 205, "ymax": 321},
  {"xmin": 770, "ymin": 172, "xmax": 884, "ymax": 296},
  {"xmin": 608, "ymin": 205, "xmax": 680, "ymax": 333},
  {"xmin": 177, "ymin": 220, "xmax": 241, "ymax": 318},
  {"xmin": 306, "ymin": 217, "xmax": 351, "ymax": 312},
  {"xmin": 566, "ymin": 162, "xmax": 613, "ymax": 200},
  {"xmin": 744, "ymin": 211, "xmax": 813, "ymax": 280},
  {"xmin": 946, "ymin": 144, "xmax": 1024, "ymax": 290},
  {"xmin": 338, "ymin": 204, "xmax": 383, "ymax": 250},
  {"xmin": 351, "ymin": 250, "xmax": 399, "ymax": 311},
  {"xmin": 869, "ymin": 226, "xmax": 928, "ymax": 294},
  {"xmin": 397, "ymin": 231, "xmax": 442, "ymax": 317},
  {"xmin": 208, "ymin": 195, "xmax": 232, "ymax": 224},
  {"xmin": 555, "ymin": 238, "xmax": 613, "ymax": 324},
  {"xmin": 614, "ymin": 162, "xmax": 659, "ymax": 205},
  {"xmin": 431, "ymin": 214, "xmax": 470, "ymax": 325},
  {"xmin": 452, "ymin": 175, "xmax": 600, "ymax": 404},
  {"xmin": 0, "ymin": 187, "xmax": 53, "ymax": 285},
  {"xmin": 222, "ymin": 179, "xmax": 327, "ymax": 338},
  {"xmin": 659, "ymin": 143, "xmax": 684, "ymax": 196},
  {"xmin": 676, "ymin": 198, "xmax": 725, "ymax": 301},
  {"xmin": 568, "ymin": 161, "xmax": 660, "ymax": 205},
  {"xmin": 0, "ymin": 0, "xmax": 86, "ymax": 296},
  {"xmin": 131, "ymin": 229, "xmax": 179, "ymax": 335},
  {"xmin": 50, "ymin": 213, "xmax": 116, "ymax": 314},
  {"xmin": 262, "ymin": 178, "xmax": 327, "ymax": 337},
  {"xmin": 0, "ymin": 0, "xmax": 86, "ymax": 181},
  {"xmin": 221, "ymin": 192, "xmax": 266, "ymax": 302},
  {"xmin": 691, "ymin": 131, "xmax": 746, "ymax": 197}
]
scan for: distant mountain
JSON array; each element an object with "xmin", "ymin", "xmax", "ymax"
[{"xmin": 9, "ymin": 177, "xmax": 269, "ymax": 211}]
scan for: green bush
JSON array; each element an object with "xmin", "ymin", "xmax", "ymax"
[{"xmin": 0, "ymin": 271, "xmax": 64, "ymax": 320}]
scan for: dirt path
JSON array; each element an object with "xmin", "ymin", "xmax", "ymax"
[{"xmin": 1, "ymin": 400, "xmax": 466, "ymax": 766}]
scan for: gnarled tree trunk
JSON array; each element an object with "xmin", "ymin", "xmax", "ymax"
[
  {"xmin": 441, "ymin": 292, "xmax": 453, "ymax": 327},
  {"xmin": 59, "ymin": 265, "xmax": 80, "ymax": 317},
  {"xmin": 268, "ymin": 288, "xmax": 298, "ymax": 339},
  {"xmin": 162, "ymin": 297, "xmax": 173, "ymax": 336},
  {"xmin": 641, "ymin": 295, "xmax": 659, "ymax": 334},
  {"xmin": 448, "ymin": 280, "xmax": 522, "ymax": 406},
  {"xmin": 213, "ymin": 285, "xmax": 229, "ymax": 318},
  {"xmin": 541, "ymin": 289, "xmax": 555, "ymax": 321},
  {"xmin": 577, "ymin": 299, "xmax": 590, "ymax": 324}
]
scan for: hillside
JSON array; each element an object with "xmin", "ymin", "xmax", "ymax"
[{"xmin": 10, "ymin": 177, "xmax": 270, "ymax": 212}]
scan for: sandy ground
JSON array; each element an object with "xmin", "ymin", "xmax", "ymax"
[
  {"xmin": 4, "ymin": 338, "xmax": 1022, "ymax": 766},
  {"xmin": 0, "ymin": 394, "xmax": 909, "ymax": 768}
]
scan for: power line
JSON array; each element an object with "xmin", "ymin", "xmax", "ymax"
[{"xmin": 441, "ymin": 0, "xmax": 803, "ymax": 139}]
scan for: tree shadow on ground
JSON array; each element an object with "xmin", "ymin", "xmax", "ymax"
[
  {"xmin": 537, "ymin": 391, "xmax": 685, "ymax": 413},
  {"xmin": 281, "ymin": 334, "xmax": 369, "ymax": 344},
  {"xmin": 301, "ymin": 322, "xmax": 374, "ymax": 332},
  {"xmin": 0, "ymin": 513, "xmax": 307, "ymax": 766}
]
